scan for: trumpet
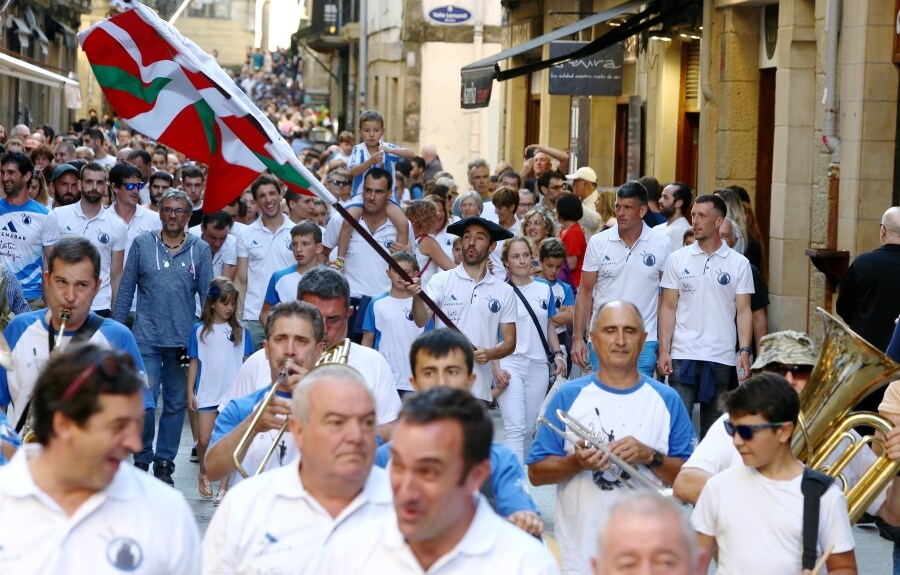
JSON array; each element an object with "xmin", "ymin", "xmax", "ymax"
[
  {"xmin": 21, "ymin": 308, "xmax": 71, "ymax": 443},
  {"xmin": 539, "ymin": 409, "xmax": 671, "ymax": 494},
  {"xmin": 53, "ymin": 307, "xmax": 71, "ymax": 354},
  {"xmin": 232, "ymin": 338, "xmax": 352, "ymax": 478}
]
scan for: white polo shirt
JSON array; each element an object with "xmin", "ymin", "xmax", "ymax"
[
  {"xmin": 652, "ymin": 217, "xmax": 692, "ymax": 252},
  {"xmin": 423, "ymin": 265, "xmax": 517, "ymax": 401},
  {"xmin": 203, "ymin": 460, "xmax": 393, "ymax": 575},
  {"xmin": 323, "ymin": 210, "xmax": 416, "ymax": 298},
  {"xmin": 582, "ymin": 223, "xmax": 672, "ymax": 341},
  {"xmin": 222, "ymin": 343, "xmax": 401, "ymax": 427},
  {"xmin": 236, "ymin": 216, "xmax": 296, "ymax": 321},
  {"xmin": 322, "ymin": 494, "xmax": 560, "ymax": 575},
  {"xmin": 43, "ymin": 202, "xmax": 128, "ymax": 310},
  {"xmin": 188, "ymin": 226, "xmax": 237, "ymax": 277},
  {"xmin": 660, "ymin": 242, "xmax": 753, "ymax": 365},
  {"xmin": 108, "ymin": 203, "xmax": 162, "ymax": 259},
  {"xmin": 0, "ymin": 445, "xmax": 200, "ymax": 574}
]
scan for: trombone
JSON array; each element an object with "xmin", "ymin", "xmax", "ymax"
[
  {"xmin": 539, "ymin": 408, "xmax": 671, "ymax": 494},
  {"xmin": 232, "ymin": 338, "xmax": 352, "ymax": 478}
]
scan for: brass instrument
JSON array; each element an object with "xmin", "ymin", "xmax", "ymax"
[
  {"xmin": 232, "ymin": 338, "xmax": 352, "ymax": 478},
  {"xmin": 21, "ymin": 308, "xmax": 72, "ymax": 443},
  {"xmin": 539, "ymin": 408, "xmax": 673, "ymax": 495},
  {"xmin": 793, "ymin": 308, "xmax": 900, "ymax": 523}
]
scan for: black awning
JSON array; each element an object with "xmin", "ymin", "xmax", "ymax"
[{"xmin": 460, "ymin": 0, "xmax": 701, "ymax": 109}]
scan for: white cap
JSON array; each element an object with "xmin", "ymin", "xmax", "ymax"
[{"xmin": 564, "ymin": 166, "xmax": 597, "ymax": 184}]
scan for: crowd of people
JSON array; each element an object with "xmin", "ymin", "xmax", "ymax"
[{"xmin": 0, "ymin": 102, "xmax": 898, "ymax": 575}]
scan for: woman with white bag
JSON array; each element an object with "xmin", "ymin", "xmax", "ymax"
[{"xmin": 494, "ymin": 236, "xmax": 566, "ymax": 465}]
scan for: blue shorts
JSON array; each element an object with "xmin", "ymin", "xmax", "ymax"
[{"xmin": 197, "ymin": 405, "xmax": 219, "ymax": 413}]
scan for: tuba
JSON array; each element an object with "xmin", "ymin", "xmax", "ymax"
[
  {"xmin": 232, "ymin": 338, "xmax": 352, "ymax": 478},
  {"xmin": 793, "ymin": 308, "xmax": 900, "ymax": 523}
]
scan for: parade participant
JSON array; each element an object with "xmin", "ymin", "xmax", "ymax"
[
  {"xmin": 187, "ymin": 277, "xmax": 253, "ymax": 499},
  {"xmin": 203, "ymin": 363, "xmax": 391, "ymax": 574},
  {"xmin": 692, "ymin": 374, "xmax": 857, "ymax": 574},
  {"xmin": 374, "ymin": 328, "xmax": 544, "ymax": 536},
  {"xmin": 259, "ymin": 220, "xmax": 323, "ymax": 326},
  {"xmin": 361, "ymin": 251, "xmax": 432, "ymax": 398},
  {"xmin": 592, "ymin": 493, "xmax": 708, "ymax": 575},
  {"xmin": 323, "ymin": 387, "xmax": 559, "ymax": 574},
  {"xmin": 528, "ymin": 300, "xmax": 694, "ymax": 575},
  {"xmin": 404, "ymin": 216, "xmax": 517, "ymax": 402},
  {"xmin": 321, "ymin": 168, "xmax": 414, "ymax": 342},
  {"xmin": 112, "ymin": 189, "xmax": 213, "ymax": 485},
  {"xmin": 220, "ymin": 268, "xmax": 401, "ymax": 440},
  {"xmin": 0, "ymin": 152, "xmax": 49, "ymax": 305},
  {"xmin": 496, "ymin": 236, "xmax": 565, "ymax": 464},
  {"xmin": 203, "ymin": 301, "xmax": 325, "ymax": 484},
  {"xmin": 658, "ymin": 194, "xmax": 753, "ymax": 438},
  {"xmin": 42, "ymin": 162, "xmax": 127, "ymax": 316},
  {"xmin": 0, "ymin": 237, "xmax": 151, "ymax": 437},
  {"xmin": 0, "ymin": 344, "xmax": 200, "ymax": 574},
  {"xmin": 336, "ymin": 110, "xmax": 412, "ymax": 270},
  {"xmin": 235, "ymin": 175, "xmax": 295, "ymax": 350},
  {"xmin": 572, "ymin": 181, "xmax": 671, "ymax": 378}
]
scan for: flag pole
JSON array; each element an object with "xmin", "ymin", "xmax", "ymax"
[{"xmin": 330, "ymin": 202, "xmax": 461, "ymax": 333}]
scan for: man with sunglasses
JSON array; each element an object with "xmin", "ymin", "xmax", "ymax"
[
  {"xmin": 692, "ymin": 373, "xmax": 857, "ymax": 574},
  {"xmin": 0, "ymin": 344, "xmax": 200, "ymax": 573},
  {"xmin": 325, "ymin": 167, "xmax": 352, "ymax": 204},
  {"xmin": 42, "ymin": 162, "xmax": 127, "ymax": 317},
  {"xmin": 113, "ymin": 189, "xmax": 212, "ymax": 485}
]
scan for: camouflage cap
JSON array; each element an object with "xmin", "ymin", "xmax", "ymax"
[{"xmin": 750, "ymin": 330, "xmax": 819, "ymax": 372}]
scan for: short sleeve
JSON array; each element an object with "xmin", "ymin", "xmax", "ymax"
[
  {"xmin": 735, "ymin": 257, "xmax": 754, "ymax": 295},
  {"xmin": 243, "ymin": 328, "xmax": 254, "ymax": 356},
  {"xmin": 491, "ymin": 443, "xmax": 538, "ymax": 515},
  {"xmin": 221, "ymin": 237, "xmax": 238, "ymax": 266},
  {"xmin": 264, "ymin": 273, "xmax": 280, "ymax": 306},
  {"xmin": 112, "ymin": 220, "xmax": 128, "ymax": 251},
  {"xmin": 691, "ymin": 477, "xmax": 719, "ymax": 537},
  {"xmin": 188, "ymin": 324, "xmax": 201, "ymax": 359},
  {"xmin": 660, "ymin": 251, "xmax": 679, "ymax": 290},
  {"xmin": 546, "ymin": 284, "xmax": 557, "ymax": 319},
  {"xmin": 42, "ymin": 211, "xmax": 60, "ymax": 247},
  {"xmin": 362, "ymin": 297, "xmax": 378, "ymax": 335},
  {"xmin": 526, "ymin": 386, "xmax": 571, "ymax": 463},
  {"xmin": 561, "ymin": 282, "xmax": 575, "ymax": 306},
  {"xmin": 683, "ymin": 415, "xmax": 734, "ymax": 474},
  {"xmin": 236, "ymin": 229, "xmax": 249, "ymax": 258},
  {"xmin": 210, "ymin": 398, "xmax": 245, "ymax": 447},
  {"xmin": 499, "ymin": 285, "xmax": 517, "ymax": 324}
]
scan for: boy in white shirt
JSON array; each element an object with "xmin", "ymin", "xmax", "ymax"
[
  {"xmin": 361, "ymin": 251, "xmax": 432, "ymax": 397},
  {"xmin": 692, "ymin": 373, "xmax": 856, "ymax": 574},
  {"xmin": 259, "ymin": 220, "xmax": 323, "ymax": 326}
]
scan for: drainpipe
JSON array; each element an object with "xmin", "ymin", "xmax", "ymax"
[
  {"xmin": 358, "ymin": 0, "xmax": 367, "ymax": 112},
  {"xmin": 700, "ymin": 0, "xmax": 713, "ymax": 102},
  {"xmin": 822, "ymin": 0, "xmax": 840, "ymax": 163}
]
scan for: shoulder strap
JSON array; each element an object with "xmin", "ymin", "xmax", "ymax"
[
  {"xmin": 507, "ymin": 281, "xmax": 553, "ymax": 361},
  {"xmin": 415, "ymin": 234, "xmax": 432, "ymax": 273},
  {"xmin": 801, "ymin": 467, "xmax": 835, "ymax": 570}
]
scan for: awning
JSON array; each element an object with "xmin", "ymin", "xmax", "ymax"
[
  {"xmin": 0, "ymin": 52, "xmax": 80, "ymax": 89},
  {"xmin": 460, "ymin": 0, "xmax": 701, "ymax": 109},
  {"xmin": 51, "ymin": 18, "xmax": 77, "ymax": 50},
  {"xmin": 12, "ymin": 18, "xmax": 31, "ymax": 48}
]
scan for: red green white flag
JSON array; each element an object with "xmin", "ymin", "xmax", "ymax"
[{"xmin": 77, "ymin": 1, "xmax": 335, "ymax": 212}]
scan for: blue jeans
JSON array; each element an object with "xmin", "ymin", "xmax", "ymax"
[
  {"xmin": 588, "ymin": 340, "xmax": 659, "ymax": 380},
  {"xmin": 135, "ymin": 344, "xmax": 187, "ymax": 466},
  {"xmin": 894, "ymin": 542, "xmax": 900, "ymax": 575}
]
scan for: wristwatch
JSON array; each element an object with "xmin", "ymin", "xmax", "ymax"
[
  {"xmin": 739, "ymin": 346, "xmax": 752, "ymax": 355},
  {"xmin": 648, "ymin": 449, "xmax": 664, "ymax": 468},
  {"xmin": 553, "ymin": 350, "xmax": 564, "ymax": 358}
]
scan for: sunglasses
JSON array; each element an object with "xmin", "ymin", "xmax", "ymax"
[
  {"xmin": 765, "ymin": 364, "xmax": 809, "ymax": 377},
  {"xmin": 328, "ymin": 179, "xmax": 350, "ymax": 186},
  {"xmin": 119, "ymin": 182, "xmax": 145, "ymax": 191},
  {"xmin": 61, "ymin": 351, "xmax": 136, "ymax": 401},
  {"xmin": 723, "ymin": 419, "xmax": 788, "ymax": 440}
]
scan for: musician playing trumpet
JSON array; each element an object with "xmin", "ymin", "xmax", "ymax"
[
  {"xmin": 204, "ymin": 301, "xmax": 324, "ymax": 485},
  {"xmin": 527, "ymin": 300, "xmax": 695, "ymax": 575},
  {"xmin": 0, "ymin": 237, "xmax": 150, "ymax": 448}
]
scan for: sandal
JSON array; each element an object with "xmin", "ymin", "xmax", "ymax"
[
  {"xmin": 214, "ymin": 489, "xmax": 227, "ymax": 506},
  {"xmin": 198, "ymin": 474, "xmax": 212, "ymax": 499}
]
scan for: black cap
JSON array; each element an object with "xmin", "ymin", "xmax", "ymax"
[
  {"xmin": 50, "ymin": 163, "xmax": 78, "ymax": 183},
  {"xmin": 446, "ymin": 216, "xmax": 514, "ymax": 242}
]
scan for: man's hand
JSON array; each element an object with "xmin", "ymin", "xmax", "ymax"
[
  {"xmin": 492, "ymin": 364, "xmax": 511, "ymax": 395},
  {"xmin": 256, "ymin": 396, "xmax": 292, "ymax": 433},
  {"xmin": 885, "ymin": 426, "xmax": 900, "ymax": 461},
  {"xmin": 657, "ymin": 350, "xmax": 673, "ymax": 377},
  {"xmin": 508, "ymin": 510, "xmax": 544, "ymax": 536},
  {"xmin": 737, "ymin": 352, "xmax": 751, "ymax": 382},
  {"xmin": 571, "ymin": 338, "xmax": 589, "ymax": 370},
  {"xmin": 573, "ymin": 442, "xmax": 611, "ymax": 472},
  {"xmin": 473, "ymin": 346, "xmax": 490, "ymax": 365},
  {"xmin": 609, "ymin": 436, "xmax": 653, "ymax": 466}
]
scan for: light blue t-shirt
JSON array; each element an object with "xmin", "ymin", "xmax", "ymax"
[{"xmin": 0, "ymin": 199, "xmax": 49, "ymax": 299}]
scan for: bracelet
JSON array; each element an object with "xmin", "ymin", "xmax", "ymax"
[
  {"xmin": 739, "ymin": 346, "xmax": 752, "ymax": 355},
  {"xmin": 553, "ymin": 350, "xmax": 564, "ymax": 357}
]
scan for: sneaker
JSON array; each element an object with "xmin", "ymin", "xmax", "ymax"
[
  {"xmin": 153, "ymin": 461, "xmax": 175, "ymax": 486},
  {"xmin": 190, "ymin": 447, "xmax": 198, "ymax": 463},
  {"xmin": 134, "ymin": 462, "xmax": 150, "ymax": 471},
  {"xmin": 214, "ymin": 489, "xmax": 226, "ymax": 506}
]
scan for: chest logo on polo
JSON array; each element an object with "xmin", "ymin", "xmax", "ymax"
[
  {"xmin": 539, "ymin": 298, "xmax": 548, "ymax": 310},
  {"xmin": 404, "ymin": 306, "xmax": 413, "ymax": 321},
  {"xmin": 556, "ymin": 296, "xmax": 563, "ymax": 308},
  {"xmin": 487, "ymin": 296, "xmax": 501, "ymax": 313},
  {"xmin": 98, "ymin": 232, "xmax": 110, "ymax": 244},
  {"xmin": 716, "ymin": 269, "xmax": 731, "ymax": 285},
  {"xmin": 641, "ymin": 251, "xmax": 656, "ymax": 267},
  {"xmin": 285, "ymin": 239, "xmax": 292, "ymax": 250},
  {"xmin": 19, "ymin": 214, "xmax": 31, "ymax": 225},
  {"xmin": 226, "ymin": 329, "xmax": 235, "ymax": 342},
  {"xmin": 106, "ymin": 536, "xmax": 143, "ymax": 571}
]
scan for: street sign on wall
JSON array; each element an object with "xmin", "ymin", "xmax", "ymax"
[
  {"xmin": 548, "ymin": 41, "xmax": 624, "ymax": 97},
  {"xmin": 428, "ymin": 5, "xmax": 472, "ymax": 26}
]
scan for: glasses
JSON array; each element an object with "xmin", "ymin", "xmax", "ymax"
[
  {"xmin": 723, "ymin": 419, "xmax": 788, "ymax": 440},
  {"xmin": 119, "ymin": 182, "xmax": 145, "ymax": 191},
  {"xmin": 60, "ymin": 351, "xmax": 135, "ymax": 401},
  {"xmin": 161, "ymin": 207, "xmax": 187, "ymax": 216},
  {"xmin": 764, "ymin": 363, "xmax": 809, "ymax": 377},
  {"xmin": 328, "ymin": 179, "xmax": 350, "ymax": 186}
]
